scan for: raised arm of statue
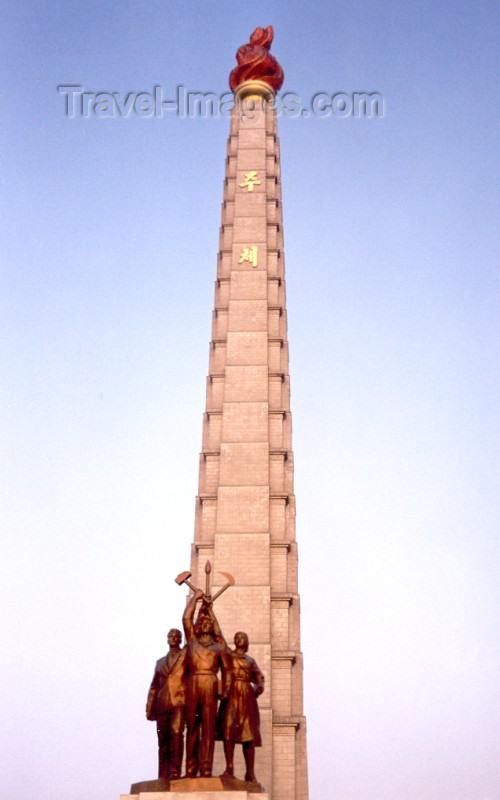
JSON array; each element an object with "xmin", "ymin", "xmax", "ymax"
[
  {"xmin": 182, "ymin": 588, "xmax": 203, "ymax": 641},
  {"xmin": 206, "ymin": 602, "xmax": 227, "ymax": 647}
]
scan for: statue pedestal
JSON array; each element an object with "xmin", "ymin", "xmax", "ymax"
[{"xmin": 121, "ymin": 775, "xmax": 269, "ymax": 799}]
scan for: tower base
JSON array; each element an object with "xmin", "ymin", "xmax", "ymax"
[{"xmin": 122, "ymin": 774, "xmax": 268, "ymax": 798}]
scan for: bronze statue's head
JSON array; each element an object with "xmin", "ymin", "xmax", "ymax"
[
  {"xmin": 234, "ymin": 631, "xmax": 249, "ymax": 652},
  {"xmin": 195, "ymin": 614, "xmax": 214, "ymax": 637},
  {"xmin": 167, "ymin": 628, "xmax": 182, "ymax": 647}
]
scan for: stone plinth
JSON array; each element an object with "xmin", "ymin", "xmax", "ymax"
[
  {"xmin": 121, "ymin": 794, "xmax": 268, "ymax": 800},
  {"xmin": 122, "ymin": 775, "xmax": 268, "ymax": 799},
  {"xmin": 122, "ymin": 794, "xmax": 268, "ymax": 800}
]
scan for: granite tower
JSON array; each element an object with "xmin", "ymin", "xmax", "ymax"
[{"xmin": 189, "ymin": 26, "xmax": 309, "ymax": 800}]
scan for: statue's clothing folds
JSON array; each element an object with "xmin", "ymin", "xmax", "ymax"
[
  {"xmin": 218, "ymin": 652, "xmax": 264, "ymax": 745},
  {"xmin": 146, "ymin": 649, "xmax": 186, "ymax": 718},
  {"xmin": 146, "ymin": 648, "xmax": 186, "ymax": 779},
  {"xmin": 182, "ymin": 596, "xmax": 231, "ymax": 777}
]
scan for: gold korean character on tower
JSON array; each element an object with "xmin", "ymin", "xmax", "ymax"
[
  {"xmin": 239, "ymin": 246, "xmax": 259, "ymax": 267},
  {"xmin": 239, "ymin": 171, "xmax": 261, "ymax": 192}
]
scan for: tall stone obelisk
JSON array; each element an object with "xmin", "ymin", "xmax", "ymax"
[{"xmin": 190, "ymin": 26, "xmax": 309, "ymax": 800}]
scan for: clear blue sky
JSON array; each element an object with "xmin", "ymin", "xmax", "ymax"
[{"xmin": 2, "ymin": 2, "xmax": 499, "ymax": 799}]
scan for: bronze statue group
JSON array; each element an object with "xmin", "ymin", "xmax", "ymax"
[{"xmin": 146, "ymin": 588, "xmax": 264, "ymax": 785}]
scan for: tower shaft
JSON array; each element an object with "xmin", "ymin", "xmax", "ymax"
[{"xmin": 191, "ymin": 93, "xmax": 308, "ymax": 800}]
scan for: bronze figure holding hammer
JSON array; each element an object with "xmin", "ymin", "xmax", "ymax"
[{"xmin": 175, "ymin": 561, "xmax": 235, "ymax": 778}]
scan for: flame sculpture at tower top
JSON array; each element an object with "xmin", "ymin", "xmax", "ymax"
[{"xmin": 229, "ymin": 25, "xmax": 285, "ymax": 93}]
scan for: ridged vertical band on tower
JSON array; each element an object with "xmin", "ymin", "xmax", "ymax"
[{"xmin": 190, "ymin": 80, "xmax": 309, "ymax": 800}]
